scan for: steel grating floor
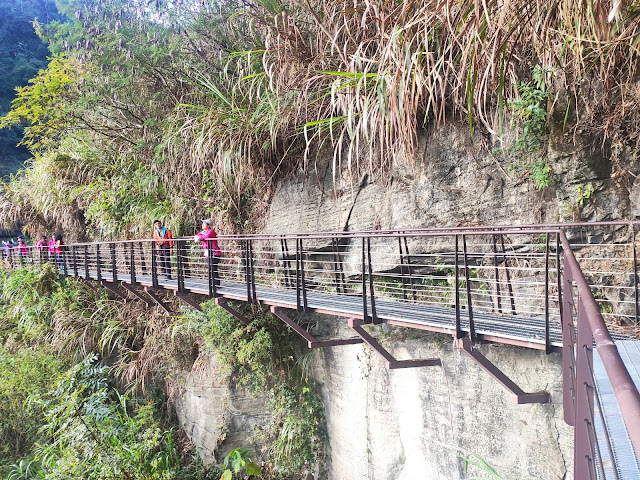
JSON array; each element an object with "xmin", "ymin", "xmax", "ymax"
[
  {"xmin": 594, "ymin": 341, "xmax": 640, "ymax": 480},
  {"xmin": 79, "ymin": 270, "xmax": 565, "ymax": 348}
]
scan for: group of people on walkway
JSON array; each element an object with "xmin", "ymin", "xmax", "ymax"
[
  {"xmin": 2, "ymin": 234, "xmax": 65, "ymax": 267},
  {"xmin": 152, "ymin": 218, "xmax": 221, "ymax": 285},
  {"xmin": 1, "ymin": 219, "xmax": 221, "ymax": 287}
]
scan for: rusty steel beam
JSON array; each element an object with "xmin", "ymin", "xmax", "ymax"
[
  {"xmin": 457, "ymin": 337, "xmax": 550, "ymax": 404},
  {"xmin": 216, "ymin": 298, "xmax": 251, "ymax": 326},
  {"xmin": 144, "ymin": 287, "xmax": 175, "ymax": 315},
  {"xmin": 271, "ymin": 307, "xmax": 364, "ymax": 349},
  {"xmin": 120, "ymin": 282, "xmax": 153, "ymax": 306},
  {"xmin": 99, "ymin": 281, "xmax": 129, "ymax": 302},
  {"xmin": 349, "ymin": 318, "xmax": 441, "ymax": 369},
  {"xmin": 174, "ymin": 291, "xmax": 203, "ymax": 312}
]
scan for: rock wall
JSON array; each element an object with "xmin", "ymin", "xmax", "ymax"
[
  {"xmin": 175, "ymin": 124, "xmax": 636, "ymax": 478},
  {"xmin": 310, "ymin": 317, "xmax": 572, "ymax": 480}
]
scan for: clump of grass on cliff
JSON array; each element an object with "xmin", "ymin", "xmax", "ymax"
[{"xmin": 178, "ymin": 300, "xmax": 327, "ymax": 475}]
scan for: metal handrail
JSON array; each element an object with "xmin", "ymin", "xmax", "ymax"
[{"xmin": 560, "ymin": 230, "xmax": 640, "ymax": 478}]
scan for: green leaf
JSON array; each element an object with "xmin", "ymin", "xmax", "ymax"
[
  {"xmin": 220, "ymin": 470, "xmax": 233, "ymax": 480},
  {"xmin": 246, "ymin": 462, "xmax": 262, "ymax": 475}
]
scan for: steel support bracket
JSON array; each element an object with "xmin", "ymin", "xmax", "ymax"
[
  {"xmin": 216, "ymin": 298, "xmax": 251, "ymax": 326},
  {"xmin": 119, "ymin": 282, "xmax": 153, "ymax": 306},
  {"xmin": 348, "ymin": 318, "xmax": 441, "ymax": 369},
  {"xmin": 144, "ymin": 287, "xmax": 176, "ymax": 315},
  {"xmin": 272, "ymin": 307, "xmax": 364, "ymax": 349},
  {"xmin": 100, "ymin": 281, "xmax": 129, "ymax": 302},
  {"xmin": 81, "ymin": 278, "xmax": 99, "ymax": 292},
  {"xmin": 174, "ymin": 291, "xmax": 203, "ymax": 312},
  {"xmin": 457, "ymin": 337, "xmax": 550, "ymax": 404}
]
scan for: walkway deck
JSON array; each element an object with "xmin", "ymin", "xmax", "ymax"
[
  {"xmin": 84, "ymin": 269, "xmax": 563, "ymax": 349},
  {"xmin": 594, "ymin": 341, "xmax": 640, "ymax": 479}
]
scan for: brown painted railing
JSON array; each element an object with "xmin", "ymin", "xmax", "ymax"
[{"xmin": 3, "ymin": 222, "xmax": 640, "ymax": 478}]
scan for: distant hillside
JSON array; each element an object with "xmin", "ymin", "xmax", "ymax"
[{"xmin": 0, "ymin": 0, "xmax": 60, "ymax": 177}]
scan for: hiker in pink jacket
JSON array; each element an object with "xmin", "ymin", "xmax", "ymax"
[
  {"xmin": 16, "ymin": 237, "xmax": 28, "ymax": 266},
  {"xmin": 194, "ymin": 219, "xmax": 221, "ymax": 287}
]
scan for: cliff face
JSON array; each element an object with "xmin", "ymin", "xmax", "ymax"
[{"xmin": 175, "ymin": 124, "xmax": 633, "ymax": 479}]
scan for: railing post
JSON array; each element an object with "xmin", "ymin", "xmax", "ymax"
[
  {"xmin": 632, "ymin": 222, "xmax": 639, "ymax": 324},
  {"xmin": 207, "ymin": 239, "xmax": 214, "ymax": 298},
  {"xmin": 574, "ymin": 296, "xmax": 596, "ymax": 480},
  {"xmin": 71, "ymin": 245, "xmax": 78, "ymax": 277},
  {"xmin": 96, "ymin": 244, "xmax": 102, "ymax": 282},
  {"xmin": 398, "ymin": 236, "xmax": 408, "ymax": 300},
  {"xmin": 562, "ymin": 258, "xmax": 576, "ymax": 425},
  {"xmin": 110, "ymin": 242, "xmax": 117, "ymax": 283},
  {"xmin": 361, "ymin": 237, "xmax": 369, "ymax": 322},
  {"xmin": 281, "ymin": 237, "xmax": 291, "ymax": 289},
  {"xmin": 544, "ymin": 234, "xmax": 551, "ymax": 354},
  {"xmin": 500, "ymin": 235, "xmax": 517, "ymax": 316},
  {"xmin": 455, "ymin": 235, "xmax": 462, "ymax": 339},
  {"xmin": 177, "ymin": 239, "xmax": 185, "ymax": 293},
  {"xmin": 151, "ymin": 241, "xmax": 158, "ymax": 288},
  {"xmin": 367, "ymin": 237, "xmax": 378, "ymax": 324},
  {"xmin": 492, "ymin": 234, "xmax": 503, "ymax": 313},
  {"xmin": 84, "ymin": 245, "xmax": 89, "ymax": 280},
  {"xmin": 332, "ymin": 238, "xmax": 344, "ymax": 294},
  {"xmin": 463, "ymin": 235, "xmax": 475, "ymax": 340},
  {"xmin": 295, "ymin": 238, "xmax": 307, "ymax": 311},
  {"xmin": 129, "ymin": 242, "xmax": 136, "ymax": 284}
]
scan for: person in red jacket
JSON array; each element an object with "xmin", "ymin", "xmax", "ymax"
[
  {"xmin": 194, "ymin": 219, "xmax": 221, "ymax": 287},
  {"xmin": 153, "ymin": 220, "xmax": 174, "ymax": 280}
]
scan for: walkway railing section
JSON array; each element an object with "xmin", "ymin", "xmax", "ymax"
[{"xmin": 3, "ymin": 222, "xmax": 640, "ymax": 479}]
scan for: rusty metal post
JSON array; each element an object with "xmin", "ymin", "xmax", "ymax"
[
  {"xmin": 129, "ymin": 242, "xmax": 136, "ymax": 284},
  {"xmin": 574, "ymin": 296, "xmax": 595, "ymax": 480},
  {"xmin": 298, "ymin": 238, "xmax": 307, "ymax": 310},
  {"xmin": 562, "ymin": 258, "xmax": 576, "ymax": 425},
  {"xmin": 151, "ymin": 240, "xmax": 158, "ymax": 289},
  {"xmin": 500, "ymin": 235, "xmax": 517, "ymax": 316},
  {"xmin": 399, "ymin": 236, "xmax": 408, "ymax": 300},
  {"xmin": 404, "ymin": 236, "xmax": 416, "ymax": 301},
  {"xmin": 463, "ymin": 235, "xmax": 475, "ymax": 340},
  {"xmin": 361, "ymin": 237, "xmax": 369, "ymax": 322},
  {"xmin": 632, "ymin": 222, "xmax": 639, "ymax": 324},
  {"xmin": 281, "ymin": 237, "xmax": 291, "ymax": 288},
  {"xmin": 367, "ymin": 237, "xmax": 378, "ymax": 324},
  {"xmin": 110, "ymin": 242, "xmax": 117, "ymax": 283},
  {"xmin": 84, "ymin": 245, "xmax": 89, "ymax": 280},
  {"xmin": 176, "ymin": 240, "xmax": 185, "ymax": 293},
  {"xmin": 332, "ymin": 238, "xmax": 344, "ymax": 294},
  {"xmin": 492, "ymin": 234, "xmax": 503, "ymax": 313},
  {"xmin": 544, "ymin": 234, "xmax": 551, "ymax": 354},
  {"xmin": 455, "ymin": 235, "xmax": 462, "ymax": 339},
  {"xmin": 72, "ymin": 245, "xmax": 78, "ymax": 277},
  {"xmin": 96, "ymin": 244, "xmax": 102, "ymax": 282},
  {"xmin": 207, "ymin": 239, "xmax": 214, "ymax": 298}
]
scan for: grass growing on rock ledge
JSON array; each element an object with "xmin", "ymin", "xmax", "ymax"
[{"xmin": 179, "ymin": 301, "xmax": 328, "ymax": 476}]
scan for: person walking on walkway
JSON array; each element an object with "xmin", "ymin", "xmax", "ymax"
[
  {"xmin": 54, "ymin": 234, "xmax": 65, "ymax": 272},
  {"xmin": 16, "ymin": 237, "xmax": 28, "ymax": 266},
  {"xmin": 36, "ymin": 235, "xmax": 47, "ymax": 264},
  {"xmin": 194, "ymin": 219, "xmax": 221, "ymax": 287},
  {"xmin": 153, "ymin": 220, "xmax": 174, "ymax": 279},
  {"xmin": 48, "ymin": 235, "xmax": 56, "ymax": 263}
]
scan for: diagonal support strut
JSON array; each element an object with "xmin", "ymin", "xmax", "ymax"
[
  {"xmin": 120, "ymin": 282, "xmax": 153, "ymax": 306},
  {"xmin": 272, "ymin": 307, "xmax": 364, "ymax": 349},
  {"xmin": 216, "ymin": 298, "xmax": 251, "ymax": 326},
  {"xmin": 100, "ymin": 280, "xmax": 129, "ymax": 302},
  {"xmin": 174, "ymin": 291, "xmax": 203, "ymax": 312},
  {"xmin": 457, "ymin": 337, "xmax": 550, "ymax": 404},
  {"xmin": 144, "ymin": 287, "xmax": 176, "ymax": 315},
  {"xmin": 348, "ymin": 318, "xmax": 441, "ymax": 369}
]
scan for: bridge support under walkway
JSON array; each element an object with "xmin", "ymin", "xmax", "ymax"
[{"xmin": 457, "ymin": 337, "xmax": 551, "ymax": 404}]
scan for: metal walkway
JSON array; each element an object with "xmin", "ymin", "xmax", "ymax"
[
  {"xmin": 594, "ymin": 341, "xmax": 640, "ymax": 479},
  {"xmin": 93, "ymin": 270, "xmax": 564, "ymax": 349},
  {"xmin": 17, "ymin": 221, "xmax": 640, "ymax": 480}
]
